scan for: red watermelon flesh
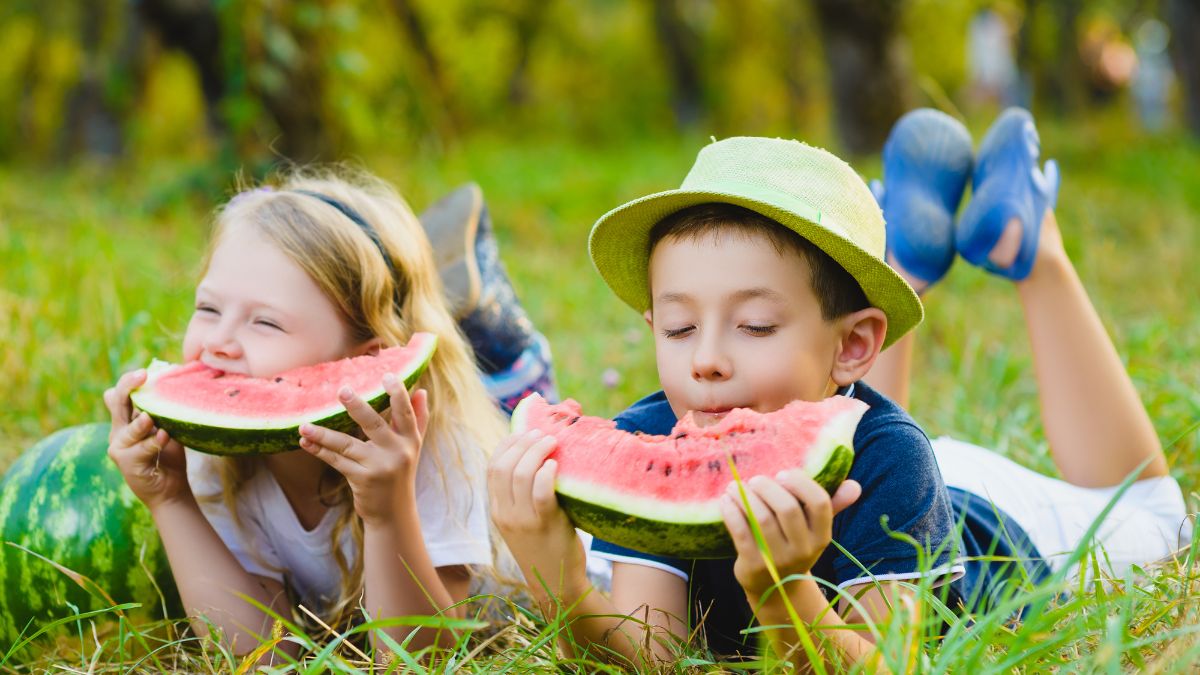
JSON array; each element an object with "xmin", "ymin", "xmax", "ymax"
[
  {"xmin": 130, "ymin": 332, "xmax": 437, "ymax": 456},
  {"xmin": 511, "ymin": 393, "xmax": 867, "ymax": 558}
]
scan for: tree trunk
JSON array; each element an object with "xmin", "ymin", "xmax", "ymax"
[
  {"xmin": 393, "ymin": 0, "xmax": 461, "ymax": 134},
  {"xmin": 138, "ymin": 0, "xmax": 226, "ymax": 136},
  {"xmin": 650, "ymin": 0, "xmax": 704, "ymax": 128},
  {"xmin": 506, "ymin": 0, "xmax": 552, "ymax": 107},
  {"xmin": 1166, "ymin": 0, "xmax": 1200, "ymax": 136},
  {"xmin": 810, "ymin": 0, "xmax": 911, "ymax": 156}
]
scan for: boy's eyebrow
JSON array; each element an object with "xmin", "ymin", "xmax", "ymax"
[{"xmin": 730, "ymin": 287, "xmax": 785, "ymax": 303}]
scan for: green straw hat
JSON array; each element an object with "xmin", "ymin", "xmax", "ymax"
[{"xmin": 588, "ymin": 136, "xmax": 923, "ymax": 348}]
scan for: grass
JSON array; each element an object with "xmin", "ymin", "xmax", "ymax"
[{"xmin": 0, "ymin": 107, "xmax": 1197, "ymax": 671}]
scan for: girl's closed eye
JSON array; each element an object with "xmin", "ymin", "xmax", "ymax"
[{"xmin": 255, "ymin": 317, "xmax": 284, "ymax": 331}]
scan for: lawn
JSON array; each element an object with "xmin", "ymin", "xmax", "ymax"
[{"xmin": 0, "ymin": 110, "xmax": 1197, "ymax": 671}]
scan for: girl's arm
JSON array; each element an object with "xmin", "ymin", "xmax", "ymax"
[
  {"xmin": 150, "ymin": 494, "xmax": 294, "ymax": 651},
  {"xmin": 299, "ymin": 379, "xmax": 470, "ymax": 653},
  {"xmin": 105, "ymin": 370, "xmax": 291, "ymax": 655}
]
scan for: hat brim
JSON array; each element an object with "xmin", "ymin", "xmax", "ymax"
[{"xmin": 588, "ymin": 185, "xmax": 923, "ymax": 349}]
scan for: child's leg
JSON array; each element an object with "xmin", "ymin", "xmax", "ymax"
[
  {"xmin": 420, "ymin": 184, "xmax": 559, "ymax": 414},
  {"xmin": 992, "ymin": 211, "xmax": 1168, "ymax": 486}
]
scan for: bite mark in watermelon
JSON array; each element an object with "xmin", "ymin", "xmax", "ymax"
[
  {"xmin": 130, "ymin": 332, "xmax": 437, "ymax": 456},
  {"xmin": 511, "ymin": 394, "xmax": 867, "ymax": 559}
]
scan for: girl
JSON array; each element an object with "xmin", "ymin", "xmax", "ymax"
[
  {"xmin": 869, "ymin": 107, "xmax": 1191, "ymax": 605},
  {"xmin": 104, "ymin": 169, "xmax": 509, "ymax": 655}
]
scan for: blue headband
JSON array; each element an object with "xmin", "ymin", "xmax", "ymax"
[{"xmin": 290, "ymin": 189, "xmax": 404, "ymax": 311}]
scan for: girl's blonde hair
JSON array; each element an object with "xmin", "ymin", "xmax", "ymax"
[{"xmin": 202, "ymin": 166, "xmax": 508, "ymax": 627}]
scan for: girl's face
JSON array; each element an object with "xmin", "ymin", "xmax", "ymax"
[{"xmin": 183, "ymin": 225, "xmax": 367, "ymax": 378}]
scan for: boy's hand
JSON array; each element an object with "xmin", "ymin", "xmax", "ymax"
[
  {"xmin": 488, "ymin": 430, "xmax": 589, "ymax": 602},
  {"xmin": 720, "ymin": 472, "xmax": 861, "ymax": 599},
  {"xmin": 104, "ymin": 369, "xmax": 191, "ymax": 510},
  {"xmin": 299, "ymin": 375, "xmax": 428, "ymax": 527}
]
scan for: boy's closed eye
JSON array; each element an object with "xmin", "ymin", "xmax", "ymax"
[
  {"xmin": 739, "ymin": 324, "xmax": 777, "ymax": 336},
  {"xmin": 662, "ymin": 326, "xmax": 694, "ymax": 339}
]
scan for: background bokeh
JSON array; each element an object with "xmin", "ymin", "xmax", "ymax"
[{"xmin": 1, "ymin": 0, "xmax": 1197, "ymax": 488}]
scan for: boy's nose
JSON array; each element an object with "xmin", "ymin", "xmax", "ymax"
[{"xmin": 691, "ymin": 334, "xmax": 731, "ymax": 382}]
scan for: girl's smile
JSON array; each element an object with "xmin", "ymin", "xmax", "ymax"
[{"xmin": 182, "ymin": 225, "xmax": 369, "ymax": 379}]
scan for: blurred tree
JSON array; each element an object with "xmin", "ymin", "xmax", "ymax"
[
  {"xmin": 503, "ymin": 0, "xmax": 553, "ymax": 107},
  {"xmin": 1166, "ymin": 0, "xmax": 1200, "ymax": 136},
  {"xmin": 393, "ymin": 0, "xmax": 461, "ymax": 134},
  {"xmin": 650, "ymin": 0, "xmax": 705, "ymax": 127},
  {"xmin": 810, "ymin": 0, "xmax": 912, "ymax": 155},
  {"xmin": 138, "ymin": 0, "xmax": 225, "ymax": 136}
]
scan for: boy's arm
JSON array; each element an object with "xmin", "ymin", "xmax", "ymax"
[
  {"xmin": 489, "ymin": 430, "xmax": 689, "ymax": 666},
  {"xmin": 724, "ymin": 472, "xmax": 919, "ymax": 672}
]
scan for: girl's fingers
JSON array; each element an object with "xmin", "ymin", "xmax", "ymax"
[
  {"xmin": 382, "ymin": 376, "xmax": 419, "ymax": 439},
  {"xmin": 299, "ymin": 423, "xmax": 365, "ymax": 464},
  {"xmin": 338, "ymin": 387, "xmax": 394, "ymax": 446},
  {"xmin": 410, "ymin": 388, "xmax": 429, "ymax": 439},
  {"xmin": 114, "ymin": 412, "xmax": 155, "ymax": 450},
  {"xmin": 105, "ymin": 369, "xmax": 147, "ymax": 427},
  {"xmin": 488, "ymin": 431, "xmax": 541, "ymax": 510},
  {"xmin": 299, "ymin": 436, "xmax": 361, "ymax": 476},
  {"xmin": 511, "ymin": 436, "xmax": 558, "ymax": 502}
]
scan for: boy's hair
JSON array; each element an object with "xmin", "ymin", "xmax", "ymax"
[{"xmin": 648, "ymin": 203, "xmax": 870, "ymax": 320}]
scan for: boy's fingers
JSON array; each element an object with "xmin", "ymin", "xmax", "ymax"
[
  {"xmin": 777, "ymin": 472, "xmax": 834, "ymax": 534},
  {"xmin": 830, "ymin": 480, "xmax": 862, "ymax": 515},
  {"xmin": 750, "ymin": 477, "xmax": 807, "ymax": 546},
  {"xmin": 720, "ymin": 495, "xmax": 756, "ymax": 553},
  {"xmin": 530, "ymin": 459, "xmax": 559, "ymax": 520},
  {"xmin": 734, "ymin": 481, "xmax": 786, "ymax": 550},
  {"xmin": 339, "ymin": 387, "xmax": 394, "ymax": 445}
]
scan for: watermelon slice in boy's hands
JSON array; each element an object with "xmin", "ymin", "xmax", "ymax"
[
  {"xmin": 130, "ymin": 332, "xmax": 437, "ymax": 456},
  {"xmin": 511, "ymin": 393, "xmax": 867, "ymax": 559}
]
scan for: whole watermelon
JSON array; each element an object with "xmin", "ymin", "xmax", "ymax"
[{"xmin": 0, "ymin": 423, "xmax": 181, "ymax": 647}]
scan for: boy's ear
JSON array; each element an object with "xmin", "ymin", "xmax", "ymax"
[
  {"xmin": 831, "ymin": 308, "xmax": 887, "ymax": 387},
  {"xmin": 643, "ymin": 309, "xmax": 653, "ymax": 327},
  {"xmin": 355, "ymin": 337, "xmax": 386, "ymax": 357}
]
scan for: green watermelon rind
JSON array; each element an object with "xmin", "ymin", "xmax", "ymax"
[
  {"xmin": 130, "ymin": 336, "xmax": 437, "ymax": 456},
  {"xmin": 558, "ymin": 445, "xmax": 854, "ymax": 560}
]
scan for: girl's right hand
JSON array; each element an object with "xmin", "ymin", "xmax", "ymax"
[{"xmin": 104, "ymin": 369, "xmax": 191, "ymax": 510}]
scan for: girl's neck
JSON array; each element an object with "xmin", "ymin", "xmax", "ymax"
[{"xmin": 264, "ymin": 450, "xmax": 334, "ymax": 531}]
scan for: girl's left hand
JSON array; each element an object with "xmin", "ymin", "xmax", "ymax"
[{"xmin": 298, "ymin": 373, "xmax": 429, "ymax": 526}]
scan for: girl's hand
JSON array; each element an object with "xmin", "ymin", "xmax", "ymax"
[
  {"xmin": 487, "ymin": 430, "xmax": 589, "ymax": 601},
  {"xmin": 721, "ymin": 473, "xmax": 862, "ymax": 600},
  {"xmin": 298, "ymin": 374, "xmax": 428, "ymax": 527},
  {"xmin": 104, "ymin": 369, "xmax": 191, "ymax": 510}
]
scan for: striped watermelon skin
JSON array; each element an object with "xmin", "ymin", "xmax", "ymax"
[{"xmin": 0, "ymin": 424, "xmax": 181, "ymax": 647}]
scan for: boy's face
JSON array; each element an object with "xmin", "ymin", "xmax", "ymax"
[{"xmin": 647, "ymin": 229, "xmax": 842, "ymax": 425}]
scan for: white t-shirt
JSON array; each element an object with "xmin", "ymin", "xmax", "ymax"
[{"xmin": 187, "ymin": 434, "xmax": 492, "ymax": 614}]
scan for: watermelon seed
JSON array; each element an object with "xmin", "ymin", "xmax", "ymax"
[
  {"xmin": 568, "ymin": 416, "xmax": 580, "ymax": 425},
  {"xmin": 213, "ymin": 372, "xmax": 225, "ymax": 379},
  {"xmin": 664, "ymin": 464, "xmax": 672, "ymax": 476},
  {"xmin": 645, "ymin": 460, "xmax": 654, "ymax": 471},
  {"xmin": 275, "ymin": 377, "xmax": 284, "ymax": 383},
  {"xmin": 674, "ymin": 432, "xmax": 687, "ymax": 439},
  {"xmin": 227, "ymin": 389, "xmax": 240, "ymax": 397},
  {"xmin": 707, "ymin": 459, "xmax": 722, "ymax": 472}
]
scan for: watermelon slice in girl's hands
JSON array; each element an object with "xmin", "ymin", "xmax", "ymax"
[
  {"xmin": 130, "ymin": 333, "xmax": 437, "ymax": 456},
  {"xmin": 511, "ymin": 393, "xmax": 867, "ymax": 559}
]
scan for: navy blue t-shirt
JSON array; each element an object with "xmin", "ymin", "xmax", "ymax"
[{"xmin": 591, "ymin": 382, "xmax": 1048, "ymax": 656}]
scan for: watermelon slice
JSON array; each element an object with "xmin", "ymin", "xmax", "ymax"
[
  {"xmin": 511, "ymin": 393, "xmax": 867, "ymax": 559},
  {"xmin": 130, "ymin": 332, "xmax": 437, "ymax": 456}
]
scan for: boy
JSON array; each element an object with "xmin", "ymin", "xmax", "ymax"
[{"xmin": 489, "ymin": 136, "xmax": 965, "ymax": 669}]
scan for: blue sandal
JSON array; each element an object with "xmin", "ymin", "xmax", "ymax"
[
  {"xmin": 873, "ymin": 108, "xmax": 974, "ymax": 289},
  {"xmin": 955, "ymin": 108, "xmax": 1060, "ymax": 281}
]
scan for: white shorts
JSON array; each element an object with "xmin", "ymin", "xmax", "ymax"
[{"xmin": 932, "ymin": 436, "xmax": 1193, "ymax": 576}]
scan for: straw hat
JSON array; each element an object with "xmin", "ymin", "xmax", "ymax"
[{"xmin": 588, "ymin": 136, "xmax": 923, "ymax": 348}]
